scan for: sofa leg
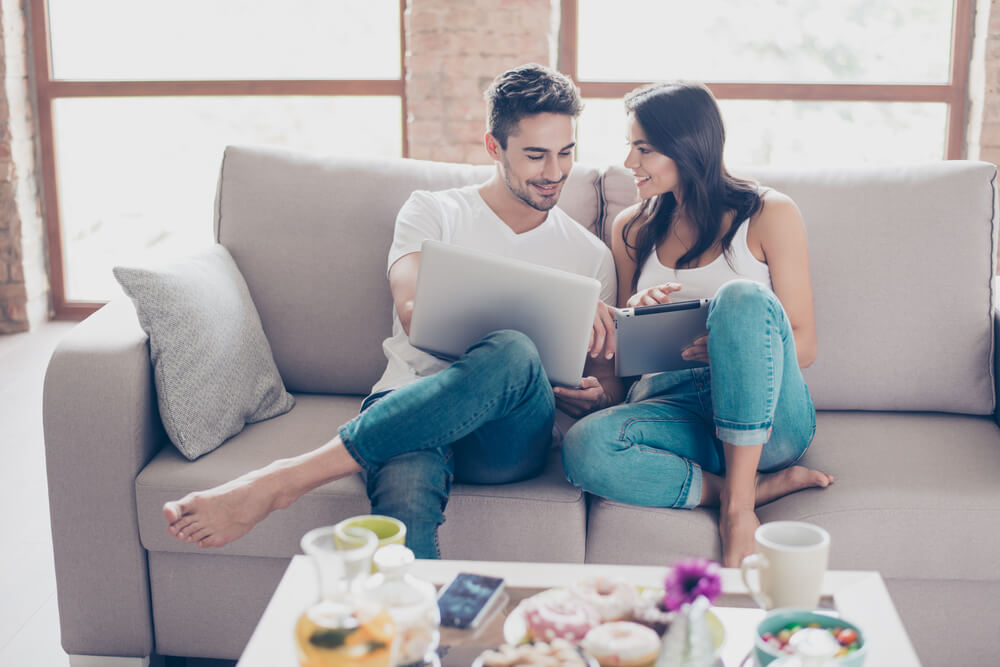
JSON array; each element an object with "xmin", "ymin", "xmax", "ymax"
[{"xmin": 69, "ymin": 656, "xmax": 156, "ymax": 667}]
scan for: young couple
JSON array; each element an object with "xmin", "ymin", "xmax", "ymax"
[{"xmin": 163, "ymin": 64, "xmax": 832, "ymax": 568}]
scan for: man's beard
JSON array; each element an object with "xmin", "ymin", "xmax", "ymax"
[{"xmin": 501, "ymin": 160, "xmax": 564, "ymax": 212}]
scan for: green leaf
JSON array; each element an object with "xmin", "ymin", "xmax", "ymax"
[{"xmin": 309, "ymin": 628, "xmax": 351, "ymax": 649}]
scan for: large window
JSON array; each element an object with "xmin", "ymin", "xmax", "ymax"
[
  {"xmin": 33, "ymin": 0, "xmax": 406, "ymax": 315},
  {"xmin": 563, "ymin": 0, "xmax": 973, "ymax": 169}
]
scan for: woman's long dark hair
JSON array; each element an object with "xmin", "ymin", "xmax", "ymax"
[{"xmin": 623, "ymin": 82, "xmax": 762, "ymax": 291}]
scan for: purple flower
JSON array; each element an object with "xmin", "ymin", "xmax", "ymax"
[{"xmin": 663, "ymin": 557, "xmax": 722, "ymax": 611}]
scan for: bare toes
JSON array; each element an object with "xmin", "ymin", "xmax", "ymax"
[
  {"xmin": 163, "ymin": 500, "xmax": 186, "ymax": 524},
  {"xmin": 188, "ymin": 526, "xmax": 210, "ymax": 543},
  {"xmin": 173, "ymin": 516, "xmax": 197, "ymax": 535}
]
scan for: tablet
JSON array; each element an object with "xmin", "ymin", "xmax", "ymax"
[
  {"xmin": 408, "ymin": 240, "xmax": 602, "ymax": 388},
  {"xmin": 613, "ymin": 299, "xmax": 711, "ymax": 376}
]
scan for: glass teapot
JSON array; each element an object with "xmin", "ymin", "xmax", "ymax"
[
  {"xmin": 295, "ymin": 525, "xmax": 397, "ymax": 667},
  {"xmin": 362, "ymin": 544, "xmax": 441, "ymax": 667}
]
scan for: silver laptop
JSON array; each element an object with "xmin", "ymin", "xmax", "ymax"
[
  {"xmin": 613, "ymin": 299, "xmax": 711, "ymax": 376},
  {"xmin": 408, "ymin": 240, "xmax": 601, "ymax": 387}
]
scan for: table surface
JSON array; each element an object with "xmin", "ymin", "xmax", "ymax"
[{"xmin": 238, "ymin": 557, "xmax": 920, "ymax": 667}]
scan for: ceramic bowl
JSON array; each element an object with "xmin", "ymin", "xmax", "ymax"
[{"xmin": 754, "ymin": 608, "xmax": 866, "ymax": 666}]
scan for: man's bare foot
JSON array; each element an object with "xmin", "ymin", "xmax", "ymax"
[
  {"xmin": 720, "ymin": 506, "xmax": 760, "ymax": 568},
  {"xmin": 756, "ymin": 466, "xmax": 833, "ymax": 507},
  {"xmin": 163, "ymin": 467, "xmax": 290, "ymax": 548}
]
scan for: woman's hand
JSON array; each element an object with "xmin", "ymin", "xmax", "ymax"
[
  {"xmin": 626, "ymin": 282, "xmax": 683, "ymax": 308},
  {"xmin": 588, "ymin": 301, "xmax": 616, "ymax": 360},
  {"xmin": 553, "ymin": 376, "xmax": 609, "ymax": 418},
  {"xmin": 681, "ymin": 334, "xmax": 710, "ymax": 364}
]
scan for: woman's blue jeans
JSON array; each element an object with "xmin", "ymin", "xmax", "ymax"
[
  {"xmin": 339, "ymin": 329, "xmax": 555, "ymax": 559},
  {"xmin": 562, "ymin": 280, "xmax": 816, "ymax": 509}
]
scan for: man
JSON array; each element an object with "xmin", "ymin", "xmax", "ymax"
[{"xmin": 163, "ymin": 64, "xmax": 620, "ymax": 558}]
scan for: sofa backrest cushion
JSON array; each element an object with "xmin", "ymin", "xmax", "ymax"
[
  {"xmin": 601, "ymin": 162, "xmax": 998, "ymax": 414},
  {"xmin": 214, "ymin": 145, "xmax": 603, "ymax": 394}
]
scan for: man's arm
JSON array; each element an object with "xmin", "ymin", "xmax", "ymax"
[
  {"xmin": 552, "ymin": 354, "xmax": 623, "ymax": 418},
  {"xmin": 388, "ymin": 252, "xmax": 421, "ymax": 335}
]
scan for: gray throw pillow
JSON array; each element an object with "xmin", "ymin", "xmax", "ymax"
[{"xmin": 113, "ymin": 244, "xmax": 295, "ymax": 460}]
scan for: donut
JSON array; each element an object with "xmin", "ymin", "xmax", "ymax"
[
  {"xmin": 580, "ymin": 622, "xmax": 662, "ymax": 667},
  {"xmin": 631, "ymin": 588, "xmax": 676, "ymax": 636},
  {"xmin": 478, "ymin": 638, "xmax": 588, "ymax": 666},
  {"xmin": 570, "ymin": 576, "xmax": 640, "ymax": 622},
  {"xmin": 522, "ymin": 592, "xmax": 601, "ymax": 642}
]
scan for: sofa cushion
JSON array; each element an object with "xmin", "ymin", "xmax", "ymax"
[
  {"xmin": 113, "ymin": 244, "xmax": 294, "ymax": 460},
  {"xmin": 214, "ymin": 145, "xmax": 604, "ymax": 395},
  {"xmin": 601, "ymin": 162, "xmax": 998, "ymax": 414},
  {"xmin": 584, "ymin": 411, "xmax": 1000, "ymax": 582},
  {"xmin": 136, "ymin": 393, "xmax": 587, "ymax": 562}
]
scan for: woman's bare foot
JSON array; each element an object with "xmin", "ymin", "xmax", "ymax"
[
  {"xmin": 720, "ymin": 506, "xmax": 760, "ymax": 568},
  {"xmin": 715, "ymin": 466, "xmax": 832, "ymax": 567},
  {"xmin": 163, "ymin": 466, "xmax": 291, "ymax": 548},
  {"xmin": 756, "ymin": 466, "xmax": 834, "ymax": 506}
]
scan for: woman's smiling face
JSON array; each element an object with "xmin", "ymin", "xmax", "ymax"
[{"xmin": 624, "ymin": 114, "xmax": 680, "ymax": 200}]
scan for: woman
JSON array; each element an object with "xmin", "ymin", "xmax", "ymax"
[{"xmin": 561, "ymin": 82, "xmax": 833, "ymax": 567}]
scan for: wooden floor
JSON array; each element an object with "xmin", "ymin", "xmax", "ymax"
[
  {"xmin": 0, "ymin": 320, "xmax": 234, "ymax": 667},
  {"xmin": 1, "ymin": 319, "xmax": 76, "ymax": 667}
]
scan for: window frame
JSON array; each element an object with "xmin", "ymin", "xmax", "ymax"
[
  {"xmin": 30, "ymin": 0, "xmax": 409, "ymax": 319},
  {"xmin": 559, "ymin": 0, "xmax": 973, "ymax": 162}
]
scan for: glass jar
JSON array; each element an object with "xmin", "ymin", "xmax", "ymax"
[
  {"xmin": 362, "ymin": 544, "xmax": 441, "ymax": 667},
  {"xmin": 295, "ymin": 525, "xmax": 397, "ymax": 667}
]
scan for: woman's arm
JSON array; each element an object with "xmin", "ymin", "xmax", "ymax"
[
  {"xmin": 750, "ymin": 191, "xmax": 818, "ymax": 368},
  {"xmin": 611, "ymin": 204, "xmax": 643, "ymax": 307}
]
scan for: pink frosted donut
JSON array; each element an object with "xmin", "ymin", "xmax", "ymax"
[
  {"xmin": 570, "ymin": 576, "xmax": 640, "ymax": 622},
  {"xmin": 522, "ymin": 594, "xmax": 601, "ymax": 642},
  {"xmin": 580, "ymin": 622, "xmax": 662, "ymax": 667}
]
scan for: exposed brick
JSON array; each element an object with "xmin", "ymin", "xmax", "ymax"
[
  {"xmin": 0, "ymin": 318, "xmax": 28, "ymax": 334},
  {"xmin": 7, "ymin": 259, "xmax": 21, "ymax": 282},
  {"xmin": 980, "ymin": 120, "xmax": 1000, "ymax": 146},
  {"xmin": 3, "ymin": 295, "xmax": 28, "ymax": 322},
  {"xmin": 0, "ymin": 281, "xmax": 26, "ymax": 298},
  {"xmin": 405, "ymin": 0, "xmax": 556, "ymax": 158}
]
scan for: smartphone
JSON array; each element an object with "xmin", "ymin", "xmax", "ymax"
[{"xmin": 436, "ymin": 572, "xmax": 506, "ymax": 629}]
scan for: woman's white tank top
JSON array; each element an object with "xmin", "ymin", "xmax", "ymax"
[{"xmin": 635, "ymin": 220, "xmax": 772, "ymax": 300}]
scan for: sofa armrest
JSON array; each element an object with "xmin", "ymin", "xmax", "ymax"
[{"xmin": 43, "ymin": 298, "xmax": 166, "ymax": 658}]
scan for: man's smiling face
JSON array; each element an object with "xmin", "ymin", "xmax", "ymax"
[{"xmin": 492, "ymin": 112, "xmax": 576, "ymax": 212}]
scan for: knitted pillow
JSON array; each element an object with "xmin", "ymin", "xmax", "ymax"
[{"xmin": 113, "ymin": 244, "xmax": 294, "ymax": 460}]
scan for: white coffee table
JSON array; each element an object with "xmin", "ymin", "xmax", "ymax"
[{"xmin": 238, "ymin": 557, "xmax": 920, "ymax": 666}]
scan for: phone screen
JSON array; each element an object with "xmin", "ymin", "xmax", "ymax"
[{"xmin": 437, "ymin": 573, "xmax": 505, "ymax": 629}]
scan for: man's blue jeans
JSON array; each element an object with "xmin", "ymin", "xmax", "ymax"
[
  {"xmin": 562, "ymin": 280, "xmax": 816, "ymax": 509},
  {"xmin": 339, "ymin": 329, "xmax": 555, "ymax": 559}
]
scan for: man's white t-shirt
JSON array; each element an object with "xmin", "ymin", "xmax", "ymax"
[{"xmin": 371, "ymin": 184, "xmax": 617, "ymax": 395}]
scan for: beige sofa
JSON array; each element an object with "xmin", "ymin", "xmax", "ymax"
[{"xmin": 44, "ymin": 146, "xmax": 999, "ymax": 666}]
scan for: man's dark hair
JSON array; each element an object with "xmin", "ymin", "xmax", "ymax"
[{"xmin": 484, "ymin": 64, "xmax": 583, "ymax": 149}]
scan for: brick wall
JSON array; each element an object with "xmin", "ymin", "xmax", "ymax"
[
  {"xmin": 404, "ymin": 0, "xmax": 557, "ymax": 164},
  {"xmin": 969, "ymin": 0, "xmax": 1000, "ymax": 165},
  {"xmin": 967, "ymin": 0, "xmax": 1000, "ymax": 271},
  {"xmin": 0, "ymin": 0, "xmax": 47, "ymax": 333}
]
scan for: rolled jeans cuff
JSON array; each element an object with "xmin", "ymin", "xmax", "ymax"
[
  {"xmin": 338, "ymin": 421, "xmax": 375, "ymax": 475},
  {"xmin": 680, "ymin": 466, "xmax": 702, "ymax": 510},
  {"xmin": 715, "ymin": 422, "xmax": 772, "ymax": 446}
]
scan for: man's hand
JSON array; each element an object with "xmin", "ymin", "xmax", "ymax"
[
  {"xmin": 588, "ymin": 301, "xmax": 616, "ymax": 360},
  {"xmin": 626, "ymin": 282, "xmax": 683, "ymax": 308},
  {"xmin": 553, "ymin": 376, "xmax": 609, "ymax": 418},
  {"xmin": 681, "ymin": 334, "xmax": 710, "ymax": 364}
]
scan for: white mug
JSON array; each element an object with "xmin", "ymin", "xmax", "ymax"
[{"xmin": 740, "ymin": 521, "xmax": 830, "ymax": 610}]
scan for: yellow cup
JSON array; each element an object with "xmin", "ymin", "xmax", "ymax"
[{"xmin": 333, "ymin": 515, "xmax": 407, "ymax": 570}]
